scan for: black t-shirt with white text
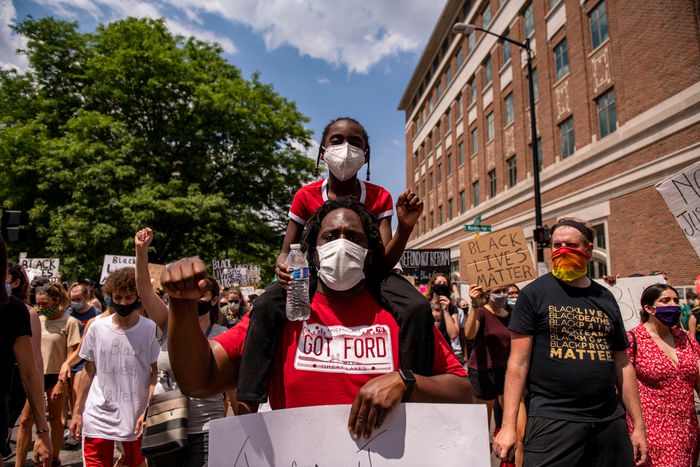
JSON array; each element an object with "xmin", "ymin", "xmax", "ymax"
[
  {"xmin": 1, "ymin": 296, "xmax": 32, "ymax": 392},
  {"xmin": 509, "ymin": 273, "xmax": 628, "ymax": 422}
]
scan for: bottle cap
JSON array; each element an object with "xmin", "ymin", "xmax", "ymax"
[{"xmin": 290, "ymin": 243, "xmax": 301, "ymax": 250}]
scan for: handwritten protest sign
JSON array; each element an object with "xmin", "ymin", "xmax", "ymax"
[
  {"xmin": 399, "ymin": 249, "xmax": 451, "ymax": 284},
  {"xmin": 209, "ymin": 403, "xmax": 489, "ymax": 467},
  {"xmin": 100, "ymin": 255, "xmax": 136, "ymax": 284},
  {"xmin": 656, "ymin": 160, "xmax": 700, "ymax": 258},
  {"xmin": 212, "ymin": 259, "xmax": 261, "ymax": 288},
  {"xmin": 147, "ymin": 263, "xmax": 165, "ymax": 291},
  {"xmin": 18, "ymin": 253, "xmax": 61, "ymax": 282},
  {"xmin": 460, "ymin": 227, "xmax": 536, "ymax": 289},
  {"xmin": 594, "ymin": 275, "xmax": 664, "ymax": 331}
]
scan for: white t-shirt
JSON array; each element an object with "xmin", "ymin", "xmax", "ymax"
[{"xmin": 79, "ymin": 315, "xmax": 160, "ymax": 441}]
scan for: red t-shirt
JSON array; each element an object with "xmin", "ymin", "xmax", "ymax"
[
  {"xmin": 214, "ymin": 290, "xmax": 466, "ymax": 409},
  {"xmin": 288, "ymin": 179, "xmax": 394, "ymax": 226}
]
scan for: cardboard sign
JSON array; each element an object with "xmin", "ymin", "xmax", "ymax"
[
  {"xmin": 460, "ymin": 227, "xmax": 536, "ymax": 289},
  {"xmin": 656, "ymin": 160, "xmax": 700, "ymax": 258},
  {"xmin": 399, "ymin": 249, "xmax": 451, "ymax": 284},
  {"xmin": 100, "ymin": 255, "xmax": 136, "ymax": 284},
  {"xmin": 209, "ymin": 403, "xmax": 489, "ymax": 467},
  {"xmin": 148, "ymin": 263, "xmax": 166, "ymax": 291},
  {"xmin": 212, "ymin": 259, "xmax": 261, "ymax": 288},
  {"xmin": 18, "ymin": 253, "xmax": 61, "ymax": 282}
]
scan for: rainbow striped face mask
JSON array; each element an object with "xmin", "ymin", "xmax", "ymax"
[{"xmin": 551, "ymin": 245, "xmax": 591, "ymax": 282}]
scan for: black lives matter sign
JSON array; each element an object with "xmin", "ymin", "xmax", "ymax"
[
  {"xmin": 460, "ymin": 227, "xmax": 536, "ymax": 289},
  {"xmin": 399, "ymin": 249, "xmax": 451, "ymax": 284}
]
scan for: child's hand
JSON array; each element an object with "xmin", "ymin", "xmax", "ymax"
[
  {"xmin": 275, "ymin": 261, "xmax": 292, "ymax": 288},
  {"xmin": 396, "ymin": 190, "xmax": 423, "ymax": 232}
]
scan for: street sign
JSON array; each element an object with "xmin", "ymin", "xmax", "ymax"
[{"xmin": 464, "ymin": 224, "xmax": 492, "ymax": 233}]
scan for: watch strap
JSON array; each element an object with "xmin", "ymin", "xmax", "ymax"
[{"xmin": 398, "ymin": 368, "xmax": 416, "ymax": 402}]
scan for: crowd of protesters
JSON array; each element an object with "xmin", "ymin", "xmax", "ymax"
[{"xmin": 1, "ymin": 117, "xmax": 699, "ymax": 467}]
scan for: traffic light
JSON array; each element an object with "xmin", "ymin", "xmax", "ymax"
[
  {"xmin": 1, "ymin": 209, "xmax": 28, "ymax": 243},
  {"xmin": 533, "ymin": 225, "xmax": 551, "ymax": 248}
]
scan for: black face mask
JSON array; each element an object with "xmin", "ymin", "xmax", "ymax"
[
  {"xmin": 196, "ymin": 300, "xmax": 211, "ymax": 317},
  {"xmin": 112, "ymin": 299, "xmax": 139, "ymax": 317},
  {"xmin": 433, "ymin": 283, "xmax": 450, "ymax": 297}
]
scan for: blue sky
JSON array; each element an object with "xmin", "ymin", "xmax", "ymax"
[{"xmin": 2, "ymin": 0, "xmax": 445, "ymax": 223}]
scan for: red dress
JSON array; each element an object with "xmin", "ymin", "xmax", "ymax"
[{"xmin": 626, "ymin": 325, "xmax": 700, "ymax": 466}]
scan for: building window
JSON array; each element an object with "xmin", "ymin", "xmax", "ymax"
[
  {"xmin": 468, "ymin": 32, "xmax": 476, "ymax": 54},
  {"xmin": 524, "ymin": 3, "xmax": 534, "ymax": 38},
  {"xmin": 593, "ymin": 223, "xmax": 606, "ymax": 249},
  {"xmin": 488, "ymin": 169, "xmax": 497, "ymax": 197},
  {"xmin": 436, "ymin": 81, "xmax": 443, "ymax": 100},
  {"xmin": 426, "ymin": 136, "xmax": 432, "ymax": 154},
  {"xmin": 437, "ymin": 162, "xmax": 442, "ymax": 181},
  {"xmin": 531, "ymin": 68, "xmax": 539, "ymax": 101},
  {"xmin": 469, "ymin": 78, "xmax": 477, "ymax": 105},
  {"xmin": 486, "ymin": 113, "xmax": 495, "ymax": 141},
  {"xmin": 460, "ymin": 190, "xmax": 466, "ymax": 213},
  {"xmin": 447, "ymin": 153, "xmax": 452, "ymax": 175},
  {"xmin": 430, "ymin": 211, "xmax": 434, "ymax": 229},
  {"xmin": 456, "ymin": 48, "xmax": 463, "ymax": 69},
  {"xmin": 504, "ymin": 93, "xmax": 514, "ymax": 125},
  {"xmin": 503, "ymin": 33, "xmax": 512, "ymax": 64},
  {"xmin": 484, "ymin": 56, "xmax": 492, "ymax": 85},
  {"xmin": 448, "ymin": 198, "xmax": 454, "ymax": 219},
  {"xmin": 590, "ymin": 2, "xmax": 608, "ymax": 50},
  {"xmin": 446, "ymin": 67, "xmax": 453, "ymax": 84},
  {"xmin": 429, "ymin": 171, "xmax": 434, "ymax": 191},
  {"xmin": 459, "ymin": 142, "xmax": 465, "ymax": 166},
  {"xmin": 507, "ymin": 156, "xmax": 517, "ymax": 187},
  {"xmin": 438, "ymin": 205, "xmax": 443, "ymax": 225},
  {"xmin": 559, "ymin": 117, "xmax": 575, "ymax": 158},
  {"xmin": 554, "ymin": 39, "xmax": 569, "ymax": 81},
  {"xmin": 472, "ymin": 180, "xmax": 480, "ymax": 206},
  {"xmin": 446, "ymin": 107, "xmax": 452, "ymax": 131},
  {"xmin": 435, "ymin": 124, "xmax": 441, "ymax": 142},
  {"xmin": 597, "ymin": 89, "xmax": 617, "ymax": 137},
  {"xmin": 422, "ymin": 179, "xmax": 426, "ymax": 196},
  {"xmin": 471, "ymin": 128, "xmax": 478, "ymax": 154},
  {"xmin": 483, "ymin": 3, "xmax": 492, "ymax": 28},
  {"xmin": 456, "ymin": 94, "xmax": 463, "ymax": 119}
]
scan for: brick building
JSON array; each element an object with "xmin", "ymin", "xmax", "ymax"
[{"xmin": 398, "ymin": 0, "xmax": 700, "ymax": 287}]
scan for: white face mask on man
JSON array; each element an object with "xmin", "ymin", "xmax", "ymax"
[
  {"xmin": 316, "ymin": 238, "xmax": 368, "ymax": 291},
  {"xmin": 323, "ymin": 142, "xmax": 366, "ymax": 182}
]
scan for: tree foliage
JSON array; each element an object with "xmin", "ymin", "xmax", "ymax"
[{"xmin": 0, "ymin": 16, "xmax": 314, "ymax": 282}]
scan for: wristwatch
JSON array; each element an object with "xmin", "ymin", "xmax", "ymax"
[{"xmin": 398, "ymin": 369, "xmax": 416, "ymax": 402}]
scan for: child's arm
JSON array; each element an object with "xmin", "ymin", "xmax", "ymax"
[
  {"xmin": 382, "ymin": 190, "xmax": 423, "ymax": 268},
  {"xmin": 275, "ymin": 219, "xmax": 304, "ymax": 288}
]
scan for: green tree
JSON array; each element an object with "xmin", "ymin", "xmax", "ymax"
[{"xmin": 0, "ymin": 16, "xmax": 314, "ymax": 282}]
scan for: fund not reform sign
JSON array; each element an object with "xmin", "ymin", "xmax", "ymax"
[
  {"xmin": 460, "ymin": 227, "xmax": 536, "ymax": 289},
  {"xmin": 400, "ymin": 249, "xmax": 451, "ymax": 284}
]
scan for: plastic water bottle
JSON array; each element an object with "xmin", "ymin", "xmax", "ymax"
[{"xmin": 285, "ymin": 244, "xmax": 310, "ymax": 321}]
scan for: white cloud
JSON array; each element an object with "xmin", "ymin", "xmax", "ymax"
[
  {"xmin": 26, "ymin": 0, "xmax": 238, "ymax": 54},
  {"xmin": 22, "ymin": 0, "xmax": 443, "ymax": 74},
  {"xmin": 317, "ymin": 77, "xmax": 330, "ymax": 85},
  {"xmin": 0, "ymin": 0, "xmax": 28, "ymax": 70}
]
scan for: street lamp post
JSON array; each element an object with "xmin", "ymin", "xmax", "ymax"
[{"xmin": 453, "ymin": 23, "xmax": 546, "ymax": 267}]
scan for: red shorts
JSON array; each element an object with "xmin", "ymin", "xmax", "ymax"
[{"xmin": 83, "ymin": 436, "xmax": 145, "ymax": 467}]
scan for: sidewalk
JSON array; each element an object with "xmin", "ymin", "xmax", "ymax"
[{"xmin": 6, "ymin": 425, "xmax": 85, "ymax": 467}]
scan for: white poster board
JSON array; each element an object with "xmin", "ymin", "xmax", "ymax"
[
  {"xmin": 209, "ymin": 403, "xmax": 489, "ymax": 467},
  {"xmin": 594, "ymin": 275, "xmax": 666, "ymax": 331},
  {"xmin": 18, "ymin": 253, "xmax": 61, "ymax": 282},
  {"xmin": 656, "ymin": 160, "xmax": 700, "ymax": 258},
  {"xmin": 100, "ymin": 255, "xmax": 136, "ymax": 284}
]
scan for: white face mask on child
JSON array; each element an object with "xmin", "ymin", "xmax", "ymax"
[
  {"xmin": 323, "ymin": 142, "xmax": 366, "ymax": 182},
  {"xmin": 316, "ymin": 238, "xmax": 368, "ymax": 291}
]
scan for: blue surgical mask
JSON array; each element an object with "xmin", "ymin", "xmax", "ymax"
[
  {"xmin": 4, "ymin": 283, "xmax": 11, "ymax": 296},
  {"xmin": 104, "ymin": 295, "xmax": 112, "ymax": 307},
  {"xmin": 71, "ymin": 301, "xmax": 86, "ymax": 311},
  {"xmin": 507, "ymin": 299, "xmax": 517, "ymax": 307}
]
